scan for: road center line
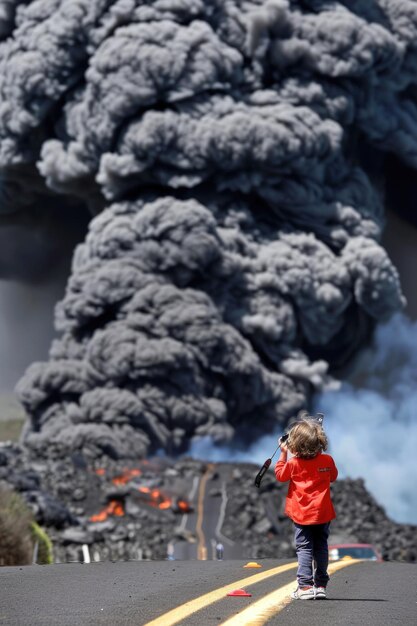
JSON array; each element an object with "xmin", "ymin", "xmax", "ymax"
[
  {"xmin": 142, "ymin": 561, "xmax": 298, "ymax": 626},
  {"xmin": 196, "ymin": 464, "xmax": 213, "ymax": 560},
  {"xmin": 219, "ymin": 559, "xmax": 361, "ymax": 626}
]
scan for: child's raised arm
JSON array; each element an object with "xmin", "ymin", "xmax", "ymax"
[{"xmin": 274, "ymin": 440, "xmax": 291, "ymax": 482}]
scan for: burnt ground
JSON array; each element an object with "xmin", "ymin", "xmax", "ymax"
[{"xmin": 0, "ymin": 442, "xmax": 416, "ymax": 564}]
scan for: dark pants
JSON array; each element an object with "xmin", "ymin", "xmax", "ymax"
[{"xmin": 294, "ymin": 522, "xmax": 330, "ymax": 588}]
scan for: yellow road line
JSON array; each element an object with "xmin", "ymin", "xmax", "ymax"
[
  {"xmin": 196, "ymin": 464, "xmax": 213, "ymax": 560},
  {"xmin": 142, "ymin": 561, "xmax": 298, "ymax": 626},
  {"xmin": 220, "ymin": 558, "xmax": 360, "ymax": 626}
]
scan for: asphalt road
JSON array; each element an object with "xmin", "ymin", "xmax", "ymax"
[
  {"xmin": 1, "ymin": 559, "xmax": 416, "ymax": 625},
  {"xmin": 173, "ymin": 463, "xmax": 241, "ymax": 560}
]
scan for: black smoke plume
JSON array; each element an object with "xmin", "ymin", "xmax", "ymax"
[{"xmin": 1, "ymin": 0, "xmax": 413, "ymax": 459}]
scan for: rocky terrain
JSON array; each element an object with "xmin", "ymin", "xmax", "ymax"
[{"xmin": 1, "ymin": 442, "xmax": 415, "ymax": 564}]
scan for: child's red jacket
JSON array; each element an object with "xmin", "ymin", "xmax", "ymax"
[{"xmin": 275, "ymin": 453, "xmax": 338, "ymax": 525}]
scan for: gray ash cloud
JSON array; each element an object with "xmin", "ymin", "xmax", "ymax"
[{"xmin": 0, "ymin": 0, "xmax": 413, "ymax": 458}]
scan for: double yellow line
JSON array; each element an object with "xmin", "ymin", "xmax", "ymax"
[
  {"xmin": 220, "ymin": 559, "xmax": 357, "ymax": 625},
  {"xmin": 143, "ymin": 559, "xmax": 359, "ymax": 626}
]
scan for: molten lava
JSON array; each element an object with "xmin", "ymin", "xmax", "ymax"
[
  {"xmin": 137, "ymin": 486, "xmax": 172, "ymax": 510},
  {"xmin": 177, "ymin": 499, "xmax": 192, "ymax": 513},
  {"xmin": 112, "ymin": 468, "xmax": 142, "ymax": 485},
  {"xmin": 91, "ymin": 461, "xmax": 192, "ymax": 517},
  {"xmin": 89, "ymin": 499, "xmax": 125, "ymax": 522}
]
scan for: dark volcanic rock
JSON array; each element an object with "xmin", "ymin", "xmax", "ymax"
[{"xmin": 0, "ymin": 443, "xmax": 415, "ymax": 564}]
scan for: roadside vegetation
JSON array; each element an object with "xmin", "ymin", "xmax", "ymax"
[{"xmin": 0, "ymin": 486, "xmax": 53, "ymax": 566}]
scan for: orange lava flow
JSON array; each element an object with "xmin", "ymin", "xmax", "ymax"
[
  {"xmin": 177, "ymin": 499, "xmax": 191, "ymax": 512},
  {"xmin": 89, "ymin": 499, "xmax": 125, "ymax": 522},
  {"xmin": 137, "ymin": 486, "xmax": 173, "ymax": 510},
  {"xmin": 112, "ymin": 468, "xmax": 142, "ymax": 485}
]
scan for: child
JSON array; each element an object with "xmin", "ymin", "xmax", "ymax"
[{"xmin": 275, "ymin": 417, "xmax": 338, "ymax": 600}]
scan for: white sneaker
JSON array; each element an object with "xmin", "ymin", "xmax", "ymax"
[
  {"xmin": 291, "ymin": 586, "xmax": 315, "ymax": 600},
  {"xmin": 314, "ymin": 586, "xmax": 327, "ymax": 600}
]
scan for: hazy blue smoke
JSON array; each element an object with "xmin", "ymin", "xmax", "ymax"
[
  {"xmin": 315, "ymin": 313, "xmax": 417, "ymax": 524},
  {"xmin": 0, "ymin": 1, "xmax": 414, "ymax": 458}
]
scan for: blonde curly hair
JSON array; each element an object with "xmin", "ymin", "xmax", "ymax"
[{"xmin": 287, "ymin": 418, "xmax": 328, "ymax": 459}]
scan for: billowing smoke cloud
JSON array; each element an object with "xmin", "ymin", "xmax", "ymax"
[{"xmin": 0, "ymin": 1, "xmax": 414, "ymax": 459}]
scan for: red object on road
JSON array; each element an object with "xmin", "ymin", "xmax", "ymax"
[{"xmin": 227, "ymin": 589, "xmax": 252, "ymax": 597}]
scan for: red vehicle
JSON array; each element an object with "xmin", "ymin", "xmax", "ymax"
[{"xmin": 329, "ymin": 543, "xmax": 383, "ymax": 562}]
